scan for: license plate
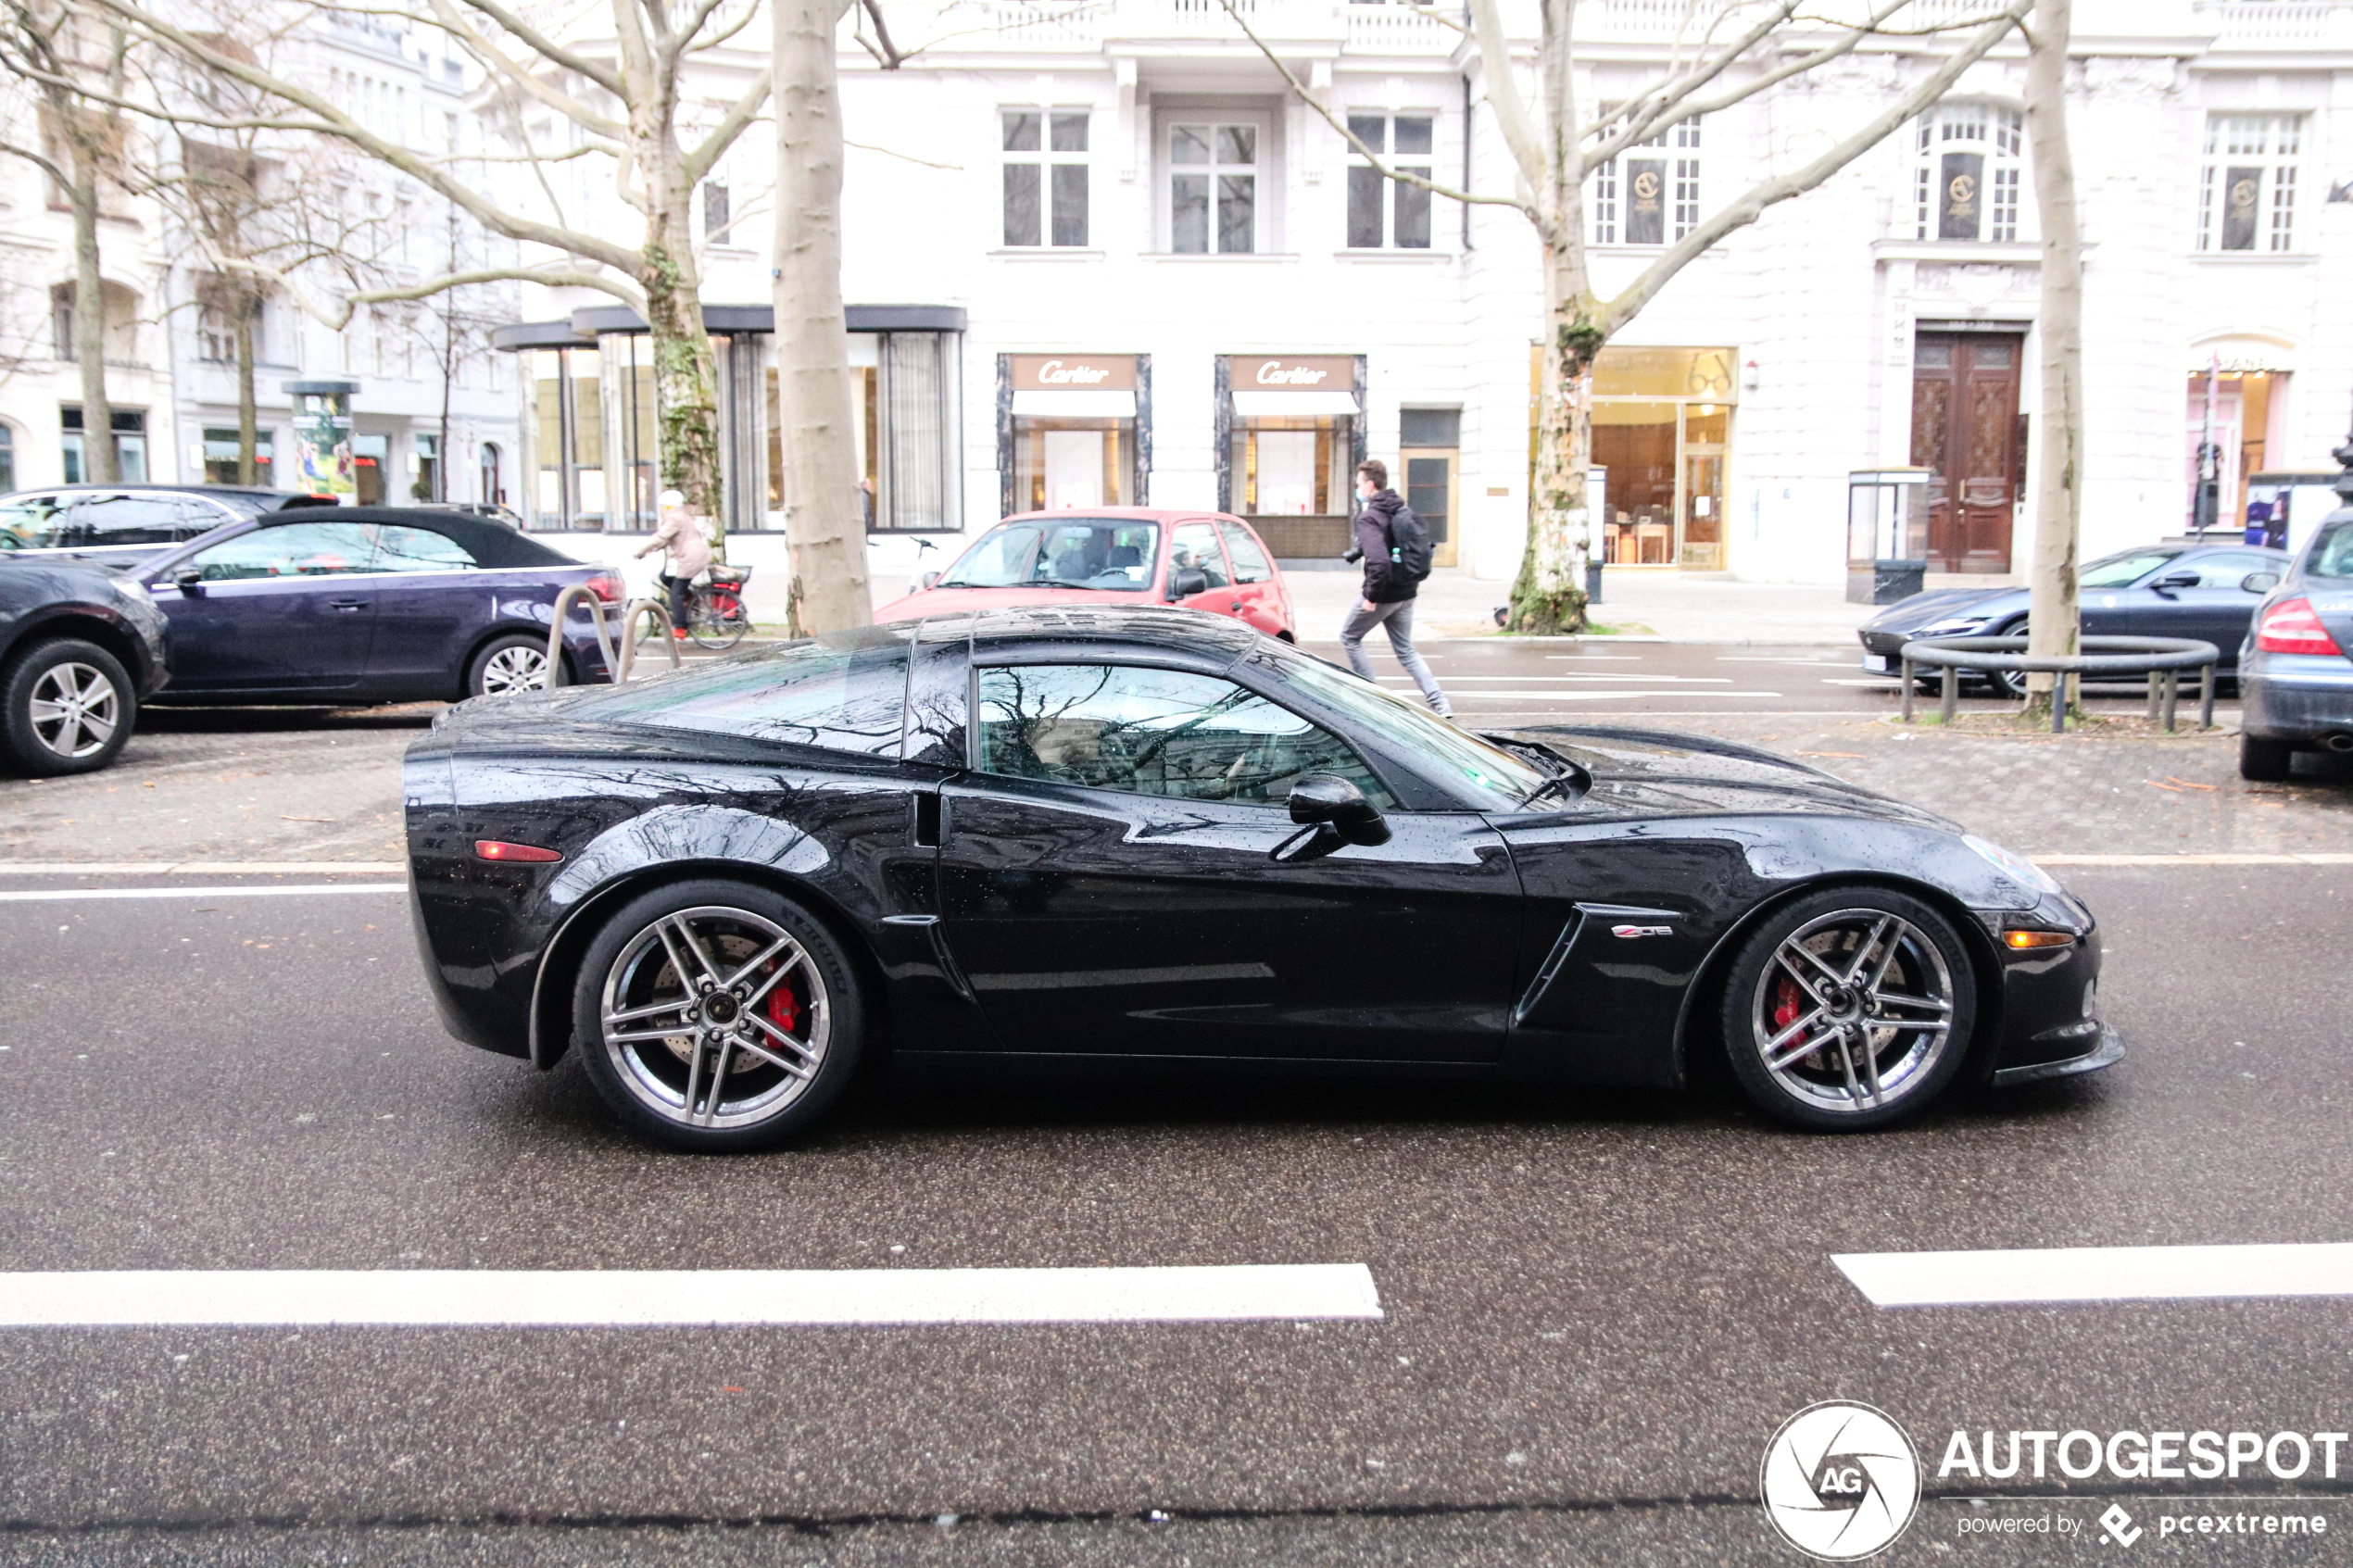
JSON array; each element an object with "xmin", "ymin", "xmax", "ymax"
[{"xmin": 1862, "ymin": 652, "xmax": 1895, "ymax": 673}]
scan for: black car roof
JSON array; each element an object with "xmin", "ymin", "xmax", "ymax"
[
  {"xmin": 963, "ymin": 605, "xmax": 1261, "ymax": 655},
  {"xmin": 246, "ymin": 505, "xmax": 578, "ymax": 569}
]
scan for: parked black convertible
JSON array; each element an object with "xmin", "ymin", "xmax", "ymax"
[{"xmin": 406, "ymin": 608, "xmax": 2118, "ymax": 1150}]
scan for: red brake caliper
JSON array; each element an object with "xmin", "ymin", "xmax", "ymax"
[
  {"xmin": 1771, "ymin": 976, "xmax": 1803, "ymax": 1032},
  {"xmin": 765, "ymin": 967, "xmax": 801, "ymax": 1038}
]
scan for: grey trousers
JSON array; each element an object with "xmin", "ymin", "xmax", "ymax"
[{"xmin": 1340, "ymin": 597, "xmax": 1450, "ymax": 716}]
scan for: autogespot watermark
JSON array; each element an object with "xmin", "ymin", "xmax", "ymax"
[{"xmin": 1764, "ymin": 1410, "xmax": 2345, "ymax": 1560}]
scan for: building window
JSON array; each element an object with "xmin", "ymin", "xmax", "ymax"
[
  {"xmin": 1590, "ymin": 117, "xmax": 1700, "ymax": 246},
  {"xmin": 0, "ymin": 423, "xmax": 13, "ymax": 493},
  {"xmin": 703, "ymin": 180, "xmax": 731, "ymax": 241},
  {"xmin": 1346, "ymin": 114, "xmax": 1432, "ymax": 249},
  {"xmin": 875, "ymin": 331, "xmax": 962, "ymax": 529},
  {"xmin": 1913, "ymin": 102, "xmax": 2023, "ymax": 242},
  {"xmin": 1002, "ymin": 109, "xmax": 1088, "ymax": 247},
  {"xmin": 60, "ymin": 406, "xmax": 146, "ymax": 483},
  {"xmin": 51, "ymin": 284, "xmax": 73, "ymax": 359},
  {"xmin": 1171, "ymin": 123, "xmax": 1255, "ymax": 254},
  {"xmin": 201, "ymin": 426, "xmax": 274, "ymax": 483},
  {"xmin": 2199, "ymin": 114, "xmax": 2303, "ymax": 253}
]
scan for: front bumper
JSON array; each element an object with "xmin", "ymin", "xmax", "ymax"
[{"xmin": 1992, "ymin": 1022, "xmax": 2122, "ymax": 1087}]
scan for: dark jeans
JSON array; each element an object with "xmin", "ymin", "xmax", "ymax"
[{"xmin": 661, "ymin": 573, "xmax": 692, "ymax": 632}]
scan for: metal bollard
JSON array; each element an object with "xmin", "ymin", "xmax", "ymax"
[
  {"xmin": 2051, "ymin": 670, "xmax": 2067, "ymax": 734},
  {"xmin": 1900, "ymin": 656, "xmax": 1916, "ymax": 723},
  {"xmin": 2198, "ymin": 661, "xmax": 2215, "ymax": 731},
  {"xmin": 2161, "ymin": 669, "xmax": 2180, "ymax": 733},
  {"xmin": 1939, "ymin": 663, "xmax": 1957, "ymax": 724},
  {"xmin": 2146, "ymin": 670, "xmax": 2162, "ymax": 722}
]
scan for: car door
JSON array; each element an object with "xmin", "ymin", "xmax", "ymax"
[
  {"xmin": 1215, "ymin": 518, "xmax": 1289, "ymax": 636},
  {"xmin": 148, "ymin": 520, "xmax": 382, "ymax": 694},
  {"xmin": 2158, "ymin": 551, "xmax": 2284, "ymax": 667},
  {"xmin": 1165, "ymin": 519, "xmax": 1239, "ymax": 620},
  {"xmin": 934, "ymin": 659, "xmax": 1521, "ymax": 1063},
  {"xmin": 362, "ymin": 521, "xmax": 488, "ymax": 696}
]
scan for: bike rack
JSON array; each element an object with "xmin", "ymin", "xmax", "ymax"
[
  {"xmin": 543, "ymin": 587, "xmax": 679, "ymax": 686},
  {"xmin": 1898, "ymin": 634, "xmax": 2221, "ymax": 734},
  {"xmin": 614, "ymin": 598, "xmax": 680, "ymax": 684}
]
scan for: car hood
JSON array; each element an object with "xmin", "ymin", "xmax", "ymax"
[
  {"xmin": 1860, "ymin": 585, "xmax": 2022, "ymax": 633},
  {"xmin": 1495, "ymin": 724, "xmax": 1955, "ymax": 830}
]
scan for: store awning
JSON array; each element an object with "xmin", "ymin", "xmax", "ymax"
[
  {"xmin": 1013, "ymin": 390, "xmax": 1136, "ymax": 417},
  {"xmin": 1232, "ymin": 391, "xmax": 1360, "ymax": 417}
]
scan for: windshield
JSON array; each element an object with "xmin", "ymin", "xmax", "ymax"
[
  {"xmin": 1257, "ymin": 645, "xmax": 1551, "ymax": 810},
  {"xmin": 2307, "ymin": 521, "xmax": 2353, "ymax": 580},
  {"xmin": 2080, "ymin": 548, "xmax": 2183, "ymax": 588},
  {"xmin": 937, "ymin": 520, "xmax": 1158, "ymax": 591}
]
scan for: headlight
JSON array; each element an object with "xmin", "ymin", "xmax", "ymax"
[
  {"xmin": 1919, "ymin": 616, "xmax": 1990, "ymax": 637},
  {"xmin": 1965, "ymin": 834, "xmax": 2061, "ymax": 897}
]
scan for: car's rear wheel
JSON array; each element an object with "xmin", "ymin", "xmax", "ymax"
[
  {"xmin": 1720, "ymin": 887, "xmax": 1977, "ymax": 1131},
  {"xmin": 2, "ymin": 637, "xmax": 134, "ymax": 776},
  {"xmin": 572, "ymin": 880, "xmax": 863, "ymax": 1152},
  {"xmin": 2239, "ymin": 733, "xmax": 2294, "ymax": 782},
  {"xmin": 467, "ymin": 633, "xmax": 554, "ymax": 697}
]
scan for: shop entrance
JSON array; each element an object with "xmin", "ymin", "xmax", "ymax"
[
  {"xmin": 1566, "ymin": 346, "xmax": 1737, "ymax": 570},
  {"xmin": 1909, "ymin": 331, "xmax": 2021, "ymax": 573},
  {"xmin": 1400, "ymin": 408, "xmax": 1460, "ymax": 569}
]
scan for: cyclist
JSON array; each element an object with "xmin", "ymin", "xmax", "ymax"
[{"xmin": 634, "ymin": 488, "xmax": 711, "ymax": 641}]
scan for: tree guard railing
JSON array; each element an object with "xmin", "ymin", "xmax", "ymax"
[{"xmin": 1898, "ymin": 634, "xmax": 2221, "ymax": 734}]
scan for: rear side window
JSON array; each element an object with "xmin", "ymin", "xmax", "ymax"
[
  {"xmin": 2080, "ymin": 549, "xmax": 2180, "ymax": 588},
  {"xmin": 2183, "ymin": 551, "xmax": 2276, "ymax": 588},
  {"xmin": 186, "ymin": 522, "xmax": 382, "ymax": 580},
  {"xmin": 0, "ymin": 494, "xmax": 67, "ymax": 549},
  {"xmin": 577, "ymin": 629, "xmax": 910, "ymax": 757},
  {"xmin": 374, "ymin": 525, "xmax": 477, "ymax": 571},
  {"xmin": 64, "ymin": 495, "xmax": 194, "ymax": 545},
  {"xmin": 1170, "ymin": 521, "xmax": 1231, "ymax": 589},
  {"xmin": 2308, "ymin": 523, "xmax": 2353, "ymax": 581},
  {"xmin": 1217, "ymin": 520, "xmax": 1273, "ymax": 584}
]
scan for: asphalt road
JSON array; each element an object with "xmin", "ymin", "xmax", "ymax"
[{"xmin": 2, "ymin": 861, "xmax": 2347, "ymax": 1565}]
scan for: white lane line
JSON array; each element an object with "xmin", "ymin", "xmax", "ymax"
[
  {"xmin": 2033, "ymin": 853, "xmax": 2353, "ymax": 867},
  {"xmin": 1716, "ymin": 657, "xmax": 1850, "ymax": 665},
  {"xmin": 0, "ymin": 884, "xmax": 408, "ymax": 903},
  {"xmin": 0, "ymin": 861, "xmax": 406, "ymax": 875},
  {"xmin": 1379, "ymin": 674, "xmax": 1735, "ymax": 685},
  {"xmin": 1835, "ymin": 1244, "xmax": 2353, "ymax": 1308},
  {"xmin": 0, "ymin": 1265, "xmax": 1384, "ymax": 1327},
  {"xmin": 1818, "ymin": 678, "xmax": 1906, "ymax": 687},
  {"xmin": 1433, "ymin": 690, "xmax": 1786, "ymax": 702},
  {"xmin": 1543, "ymin": 655, "xmax": 1643, "ymax": 661}
]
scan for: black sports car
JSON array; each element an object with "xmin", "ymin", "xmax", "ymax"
[
  {"xmin": 0, "ymin": 557, "xmax": 170, "ymax": 774},
  {"xmin": 405, "ymin": 607, "xmax": 2118, "ymax": 1150}
]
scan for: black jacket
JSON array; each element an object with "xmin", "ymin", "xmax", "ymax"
[{"xmin": 1354, "ymin": 490, "xmax": 1416, "ymax": 604}]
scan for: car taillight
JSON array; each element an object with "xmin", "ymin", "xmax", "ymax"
[
  {"xmin": 475, "ymin": 840, "xmax": 562, "ymax": 863},
  {"xmin": 2255, "ymin": 597, "xmax": 2345, "ymax": 656},
  {"xmin": 583, "ymin": 573, "xmax": 623, "ymax": 604}
]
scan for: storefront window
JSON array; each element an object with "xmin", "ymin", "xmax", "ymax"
[
  {"xmin": 1223, "ymin": 355, "xmax": 1360, "ymax": 560},
  {"xmin": 1554, "ymin": 346, "xmax": 1736, "ymax": 569},
  {"xmin": 202, "ymin": 427, "xmax": 274, "ymax": 484},
  {"xmin": 533, "ymin": 348, "xmax": 567, "ymax": 526},
  {"xmin": 877, "ymin": 331, "xmax": 961, "ymax": 531},
  {"xmin": 352, "ymin": 433, "xmax": 388, "ymax": 506},
  {"xmin": 1004, "ymin": 354, "xmax": 1143, "ymax": 515},
  {"xmin": 604, "ymin": 333, "xmax": 660, "ymax": 531},
  {"xmin": 571, "ymin": 347, "xmax": 605, "ymax": 528},
  {"xmin": 2184, "ymin": 365, "xmax": 2286, "ymax": 533}
]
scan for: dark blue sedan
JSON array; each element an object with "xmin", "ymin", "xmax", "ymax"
[
  {"xmin": 1857, "ymin": 542, "xmax": 2291, "ymax": 694},
  {"xmin": 133, "ymin": 508, "xmax": 617, "ymax": 705}
]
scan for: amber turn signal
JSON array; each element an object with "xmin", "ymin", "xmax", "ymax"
[
  {"xmin": 475, "ymin": 840, "xmax": 563, "ymax": 863},
  {"xmin": 2003, "ymin": 929, "xmax": 2075, "ymax": 949}
]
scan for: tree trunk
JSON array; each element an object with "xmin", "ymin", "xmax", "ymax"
[
  {"xmin": 770, "ymin": 0, "xmax": 873, "ymax": 636},
  {"xmin": 642, "ymin": 227, "xmax": 725, "ymax": 549},
  {"xmin": 69, "ymin": 175, "xmax": 115, "ymax": 483},
  {"xmin": 2023, "ymin": 0, "xmax": 2082, "ymax": 712},
  {"xmin": 233, "ymin": 293, "xmax": 258, "ymax": 485},
  {"xmin": 1509, "ymin": 245, "xmax": 1595, "ymax": 633}
]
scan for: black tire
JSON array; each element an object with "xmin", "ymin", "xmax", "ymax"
[
  {"xmin": 1, "ymin": 636, "xmax": 135, "ymax": 777},
  {"xmin": 1719, "ymin": 886, "xmax": 1978, "ymax": 1132},
  {"xmin": 2239, "ymin": 733, "xmax": 2294, "ymax": 783},
  {"xmin": 572, "ymin": 879, "xmax": 864, "ymax": 1152},
  {"xmin": 466, "ymin": 632, "xmax": 556, "ymax": 698}
]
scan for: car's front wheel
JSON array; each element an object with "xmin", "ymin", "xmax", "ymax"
[
  {"xmin": 2240, "ymin": 733, "xmax": 2294, "ymax": 782},
  {"xmin": 572, "ymin": 880, "xmax": 864, "ymax": 1151},
  {"xmin": 467, "ymin": 633, "xmax": 555, "ymax": 698},
  {"xmin": 1719, "ymin": 887, "xmax": 1977, "ymax": 1131},
  {"xmin": 1, "ymin": 637, "xmax": 135, "ymax": 776}
]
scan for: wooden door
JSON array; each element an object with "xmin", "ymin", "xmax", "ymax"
[{"xmin": 1909, "ymin": 333, "xmax": 2021, "ymax": 573}]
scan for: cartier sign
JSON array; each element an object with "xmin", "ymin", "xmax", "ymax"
[
  {"xmin": 1227, "ymin": 355, "xmax": 1355, "ymax": 390},
  {"xmin": 1010, "ymin": 354, "xmax": 1137, "ymax": 391}
]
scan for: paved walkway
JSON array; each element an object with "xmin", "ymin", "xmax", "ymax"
[{"xmin": 1283, "ymin": 566, "xmax": 1877, "ymax": 644}]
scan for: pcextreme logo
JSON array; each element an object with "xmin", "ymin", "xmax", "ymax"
[{"xmin": 1761, "ymin": 1401, "xmax": 1922, "ymax": 1562}]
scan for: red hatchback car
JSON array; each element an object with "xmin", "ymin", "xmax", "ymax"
[{"xmin": 872, "ymin": 508, "xmax": 1295, "ymax": 640}]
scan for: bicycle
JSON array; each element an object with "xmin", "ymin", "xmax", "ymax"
[{"xmin": 640, "ymin": 562, "xmax": 754, "ymax": 651}]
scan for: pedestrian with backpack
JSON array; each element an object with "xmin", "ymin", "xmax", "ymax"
[{"xmin": 1340, "ymin": 458, "xmax": 1450, "ymax": 717}]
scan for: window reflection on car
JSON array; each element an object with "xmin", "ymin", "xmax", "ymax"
[
  {"xmin": 976, "ymin": 662, "xmax": 1394, "ymax": 807},
  {"xmin": 185, "ymin": 521, "xmax": 382, "ymax": 580},
  {"xmin": 373, "ymin": 524, "xmax": 477, "ymax": 572},
  {"xmin": 574, "ymin": 629, "xmax": 911, "ymax": 756},
  {"xmin": 1256, "ymin": 643, "xmax": 1550, "ymax": 810},
  {"xmin": 937, "ymin": 520, "xmax": 1159, "ymax": 591},
  {"xmin": 2079, "ymin": 548, "xmax": 2182, "ymax": 588}
]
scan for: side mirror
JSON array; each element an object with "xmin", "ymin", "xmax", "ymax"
[
  {"xmin": 1271, "ymin": 772, "xmax": 1391, "ymax": 862},
  {"xmin": 2243, "ymin": 571, "xmax": 2281, "ymax": 594},
  {"xmin": 1167, "ymin": 566, "xmax": 1210, "ymax": 601},
  {"xmin": 919, "ymin": 570, "xmax": 940, "ymax": 590},
  {"xmin": 171, "ymin": 566, "xmax": 204, "ymax": 596},
  {"xmin": 2152, "ymin": 570, "xmax": 2200, "ymax": 595}
]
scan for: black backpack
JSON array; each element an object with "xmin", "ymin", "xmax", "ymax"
[{"xmin": 1384, "ymin": 504, "xmax": 1436, "ymax": 583}]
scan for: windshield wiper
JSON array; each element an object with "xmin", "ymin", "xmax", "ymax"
[{"xmin": 1516, "ymin": 772, "xmax": 1579, "ymax": 809}]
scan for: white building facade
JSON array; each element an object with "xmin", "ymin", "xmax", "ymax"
[{"xmin": 491, "ymin": 0, "xmax": 2353, "ymax": 602}]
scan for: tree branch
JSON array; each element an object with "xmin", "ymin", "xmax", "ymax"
[
  {"xmin": 683, "ymin": 67, "xmax": 771, "ymax": 185},
  {"xmin": 1588, "ymin": 0, "xmax": 1803, "ymax": 170},
  {"xmin": 1465, "ymin": 0, "xmax": 1548, "ymax": 201}
]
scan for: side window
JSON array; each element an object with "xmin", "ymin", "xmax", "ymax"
[
  {"xmin": 2189, "ymin": 551, "xmax": 2272, "ymax": 588},
  {"xmin": 1216, "ymin": 520, "xmax": 1273, "ymax": 584},
  {"xmin": 578, "ymin": 631, "xmax": 909, "ymax": 756},
  {"xmin": 975, "ymin": 663, "xmax": 1392, "ymax": 808},
  {"xmin": 0, "ymin": 494, "xmax": 67, "ymax": 550},
  {"xmin": 1170, "ymin": 521, "xmax": 1231, "ymax": 590},
  {"xmin": 373, "ymin": 524, "xmax": 477, "ymax": 571},
  {"xmin": 68, "ymin": 496, "xmax": 190, "ymax": 545},
  {"xmin": 186, "ymin": 522, "xmax": 383, "ymax": 581}
]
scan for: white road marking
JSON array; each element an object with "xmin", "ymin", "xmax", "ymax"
[
  {"xmin": 1818, "ymin": 678, "xmax": 1906, "ymax": 687},
  {"xmin": 1378, "ymin": 674, "xmax": 1734, "ymax": 684},
  {"xmin": 2033, "ymin": 853, "xmax": 2353, "ymax": 867},
  {"xmin": 1435, "ymin": 690, "xmax": 1786, "ymax": 702},
  {"xmin": 0, "ymin": 861, "xmax": 407, "ymax": 875},
  {"xmin": 1715, "ymin": 657, "xmax": 1850, "ymax": 665},
  {"xmin": 0, "ymin": 884, "xmax": 408, "ymax": 903},
  {"xmin": 1543, "ymin": 655, "xmax": 1644, "ymax": 661},
  {"xmin": 1835, "ymin": 1243, "xmax": 2353, "ymax": 1308},
  {"xmin": 0, "ymin": 1265, "xmax": 1384, "ymax": 1327}
]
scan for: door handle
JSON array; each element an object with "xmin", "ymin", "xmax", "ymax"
[
  {"xmin": 1229, "ymin": 601, "xmax": 1244, "ymax": 612},
  {"xmin": 329, "ymin": 599, "xmax": 367, "ymax": 611}
]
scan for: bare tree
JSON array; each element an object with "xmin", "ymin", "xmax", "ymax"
[
  {"xmin": 2020, "ymin": 0, "xmax": 2080, "ymax": 716},
  {"xmin": 0, "ymin": 0, "xmax": 133, "ymax": 482},
  {"xmin": 1225, "ymin": 0, "xmax": 2030, "ymax": 632},
  {"xmin": 81, "ymin": 0, "xmax": 771, "ymax": 534}
]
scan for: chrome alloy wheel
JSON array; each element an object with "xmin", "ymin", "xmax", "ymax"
[
  {"xmin": 597, "ymin": 905, "xmax": 831, "ymax": 1131},
  {"xmin": 28, "ymin": 660, "xmax": 120, "ymax": 759},
  {"xmin": 1750, "ymin": 909, "xmax": 1956, "ymax": 1116},
  {"xmin": 479, "ymin": 643, "xmax": 551, "ymax": 695}
]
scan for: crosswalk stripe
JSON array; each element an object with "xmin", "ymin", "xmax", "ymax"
[
  {"xmin": 0, "ymin": 1265, "xmax": 1385, "ymax": 1327},
  {"xmin": 1834, "ymin": 1244, "xmax": 2353, "ymax": 1307}
]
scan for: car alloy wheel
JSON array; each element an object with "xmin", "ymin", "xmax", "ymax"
[
  {"xmin": 477, "ymin": 642, "xmax": 550, "ymax": 696},
  {"xmin": 596, "ymin": 904, "xmax": 832, "ymax": 1135},
  {"xmin": 28, "ymin": 659, "xmax": 119, "ymax": 759}
]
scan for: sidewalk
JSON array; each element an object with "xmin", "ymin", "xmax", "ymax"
[{"xmin": 1283, "ymin": 564, "xmax": 1875, "ymax": 645}]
